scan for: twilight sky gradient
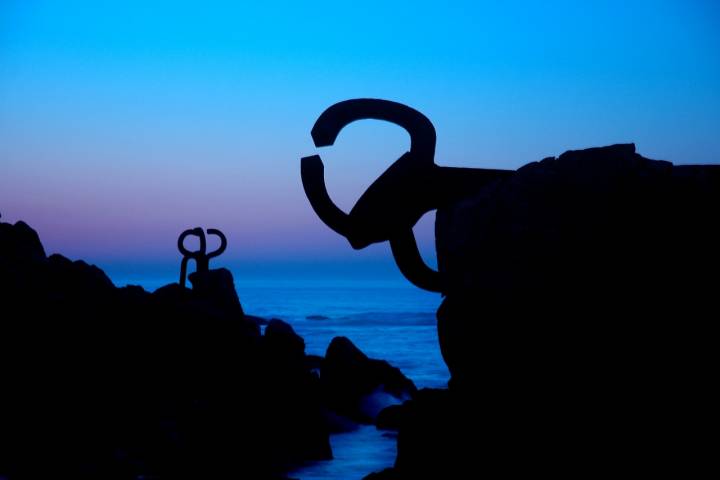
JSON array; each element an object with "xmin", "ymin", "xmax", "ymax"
[{"xmin": 1, "ymin": 1, "xmax": 719, "ymax": 282}]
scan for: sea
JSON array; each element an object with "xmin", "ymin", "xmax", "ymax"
[{"xmin": 109, "ymin": 272, "xmax": 449, "ymax": 480}]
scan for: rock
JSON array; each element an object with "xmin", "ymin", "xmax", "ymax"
[
  {"xmin": 363, "ymin": 468, "xmax": 399, "ymax": 480},
  {"xmin": 435, "ymin": 144, "xmax": 720, "ymax": 387},
  {"xmin": 119, "ymin": 284, "xmax": 147, "ymax": 296},
  {"xmin": 389, "ymin": 144, "xmax": 720, "ymax": 477},
  {"xmin": 152, "ymin": 280, "xmax": 190, "ymax": 301},
  {"xmin": 46, "ymin": 254, "xmax": 116, "ymax": 297},
  {"xmin": 265, "ymin": 317, "xmax": 300, "ymax": 337},
  {"xmin": 375, "ymin": 404, "xmax": 407, "ymax": 431},
  {"xmin": 0, "ymin": 221, "xmax": 49, "ymax": 296},
  {"xmin": 0, "ymin": 218, "xmax": 332, "ymax": 478},
  {"xmin": 392, "ymin": 389, "xmax": 458, "ymax": 478},
  {"xmin": 260, "ymin": 320, "xmax": 332, "ymax": 464},
  {"xmin": 245, "ymin": 314, "xmax": 270, "ymax": 326},
  {"xmin": 0, "ymin": 220, "xmax": 46, "ymax": 265},
  {"xmin": 327, "ymin": 336, "xmax": 366, "ymax": 364},
  {"xmin": 322, "ymin": 409, "xmax": 360, "ymax": 434},
  {"xmin": 321, "ymin": 336, "xmax": 416, "ymax": 423},
  {"xmin": 188, "ymin": 267, "xmax": 244, "ymax": 318},
  {"xmin": 264, "ymin": 318, "xmax": 305, "ymax": 362},
  {"xmin": 305, "ymin": 354, "xmax": 324, "ymax": 371}
]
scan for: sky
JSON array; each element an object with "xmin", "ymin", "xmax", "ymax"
[{"xmin": 1, "ymin": 0, "xmax": 719, "ymax": 283}]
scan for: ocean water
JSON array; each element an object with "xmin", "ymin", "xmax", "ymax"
[{"xmin": 110, "ymin": 273, "xmax": 448, "ymax": 479}]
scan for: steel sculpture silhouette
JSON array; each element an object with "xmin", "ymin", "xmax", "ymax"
[
  {"xmin": 177, "ymin": 227, "xmax": 227, "ymax": 287},
  {"xmin": 301, "ymin": 98, "xmax": 513, "ymax": 292}
]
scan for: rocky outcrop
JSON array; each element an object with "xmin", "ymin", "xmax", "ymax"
[
  {"xmin": 435, "ymin": 144, "xmax": 720, "ymax": 389},
  {"xmin": 373, "ymin": 144, "xmax": 720, "ymax": 478},
  {"xmin": 0, "ymin": 220, "xmax": 331, "ymax": 479},
  {"xmin": 321, "ymin": 336, "xmax": 416, "ymax": 424},
  {"xmin": 245, "ymin": 314, "xmax": 270, "ymax": 326},
  {"xmin": 188, "ymin": 267, "xmax": 245, "ymax": 318},
  {"xmin": 265, "ymin": 318, "xmax": 305, "ymax": 359},
  {"xmin": 374, "ymin": 404, "xmax": 407, "ymax": 431}
]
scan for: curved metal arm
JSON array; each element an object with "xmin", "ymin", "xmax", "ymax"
[
  {"xmin": 311, "ymin": 98, "xmax": 436, "ymax": 160},
  {"xmin": 301, "ymin": 99, "xmax": 438, "ymax": 240},
  {"xmin": 178, "ymin": 227, "xmax": 205, "ymax": 287},
  {"xmin": 301, "ymin": 155, "xmax": 351, "ymax": 237},
  {"xmin": 206, "ymin": 228, "xmax": 227, "ymax": 259},
  {"xmin": 300, "ymin": 99, "xmax": 456, "ymax": 293},
  {"xmin": 390, "ymin": 229, "xmax": 442, "ymax": 292},
  {"xmin": 179, "ymin": 256, "xmax": 191, "ymax": 289},
  {"xmin": 178, "ymin": 227, "xmax": 206, "ymax": 258}
]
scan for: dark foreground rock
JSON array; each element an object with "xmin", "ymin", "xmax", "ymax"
[
  {"xmin": 322, "ymin": 336, "xmax": 416, "ymax": 424},
  {"xmin": 0, "ymin": 220, "xmax": 331, "ymax": 479},
  {"xmin": 371, "ymin": 144, "xmax": 720, "ymax": 478},
  {"xmin": 374, "ymin": 404, "xmax": 407, "ymax": 431},
  {"xmin": 245, "ymin": 314, "xmax": 270, "ymax": 326}
]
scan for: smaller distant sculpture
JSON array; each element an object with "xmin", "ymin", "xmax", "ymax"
[{"xmin": 177, "ymin": 227, "xmax": 227, "ymax": 287}]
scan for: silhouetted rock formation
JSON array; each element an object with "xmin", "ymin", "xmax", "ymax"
[
  {"xmin": 0, "ymin": 219, "xmax": 46, "ymax": 263},
  {"xmin": 363, "ymin": 468, "xmax": 397, "ymax": 480},
  {"xmin": 265, "ymin": 318, "xmax": 305, "ymax": 357},
  {"xmin": 374, "ymin": 404, "xmax": 407, "ymax": 431},
  {"xmin": 188, "ymin": 267, "xmax": 245, "ymax": 318},
  {"xmin": 322, "ymin": 336, "xmax": 416, "ymax": 424},
  {"xmin": 245, "ymin": 313, "xmax": 270, "ymax": 326},
  {"xmin": 370, "ymin": 144, "xmax": 720, "ymax": 478},
  {"xmin": 0, "ymin": 220, "xmax": 331, "ymax": 479},
  {"xmin": 435, "ymin": 144, "xmax": 720, "ymax": 388}
]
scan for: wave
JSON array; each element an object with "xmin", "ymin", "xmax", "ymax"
[{"xmin": 312, "ymin": 311, "xmax": 437, "ymax": 326}]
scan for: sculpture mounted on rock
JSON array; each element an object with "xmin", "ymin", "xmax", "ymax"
[
  {"xmin": 301, "ymin": 98, "xmax": 720, "ymax": 477},
  {"xmin": 177, "ymin": 227, "xmax": 227, "ymax": 288}
]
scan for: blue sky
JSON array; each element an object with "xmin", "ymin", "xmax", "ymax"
[{"xmin": 1, "ymin": 0, "xmax": 719, "ymax": 283}]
